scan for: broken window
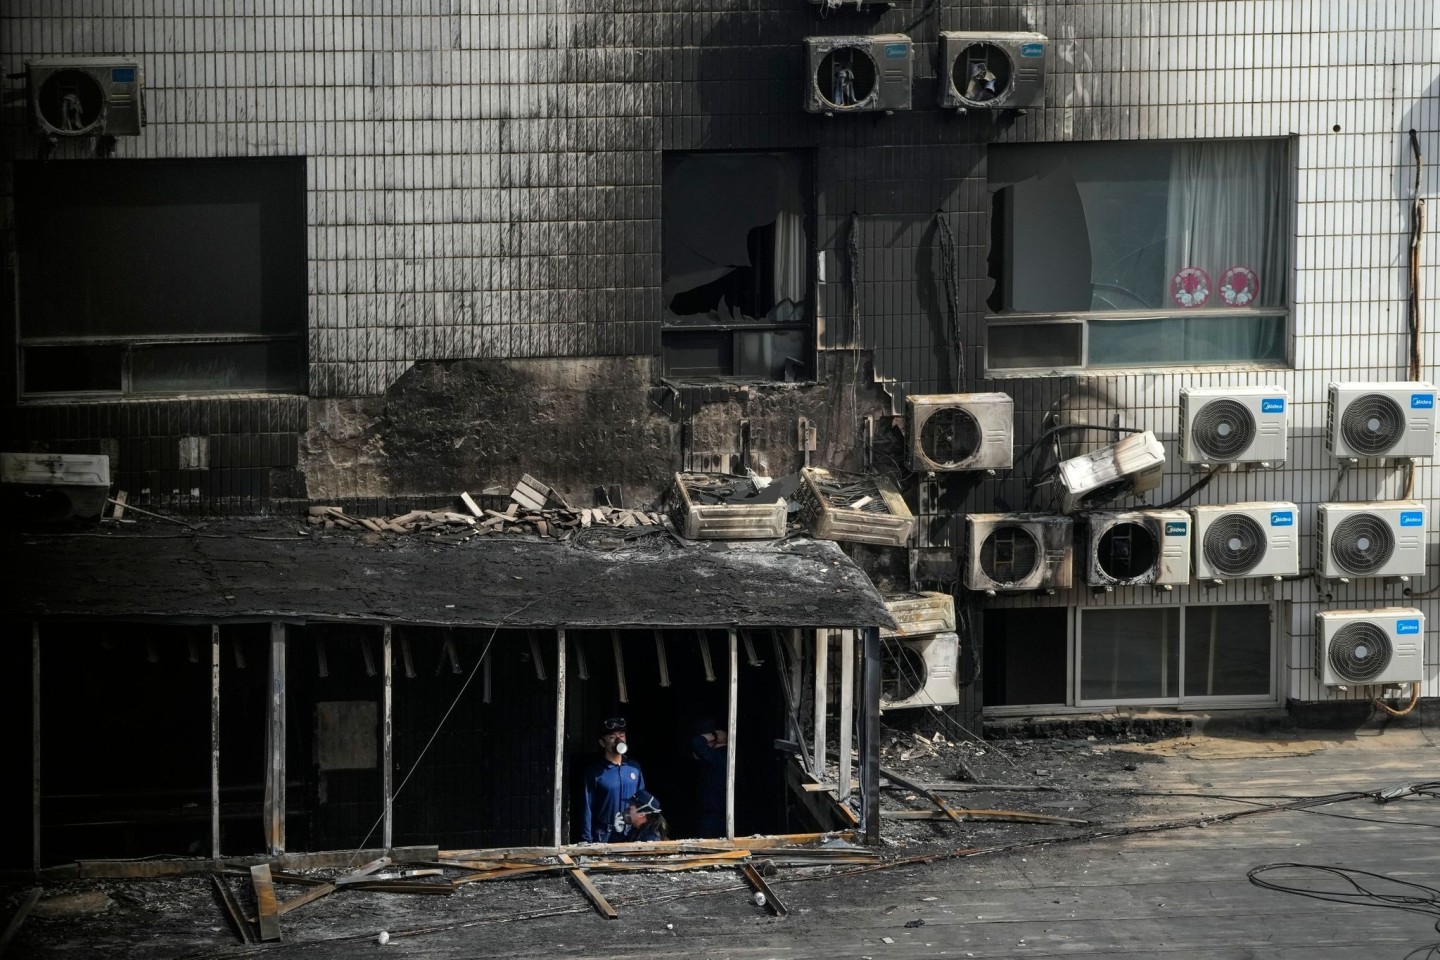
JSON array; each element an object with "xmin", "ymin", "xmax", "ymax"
[
  {"xmin": 986, "ymin": 139, "xmax": 1291, "ymax": 372},
  {"xmin": 14, "ymin": 158, "xmax": 307, "ymax": 398},
  {"xmin": 661, "ymin": 152, "xmax": 813, "ymax": 380}
]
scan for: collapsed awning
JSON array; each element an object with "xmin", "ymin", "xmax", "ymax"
[{"xmin": 7, "ymin": 519, "xmax": 897, "ymax": 630}]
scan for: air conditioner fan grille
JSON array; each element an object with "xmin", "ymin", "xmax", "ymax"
[
  {"xmin": 952, "ymin": 42, "xmax": 1013, "ymax": 104},
  {"xmin": 979, "ymin": 524, "xmax": 1040, "ymax": 585},
  {"xmin": 1095, "ymin": 520, "xmax": 1158, "ymax": 582},
  {"xmin": 1191, "ymin": 399, "xmax": 1256, "ymax": 459},
  {"xmin": 1202, "ymin": 514, "xmax": 1267, "ymax": 576},
  {"xmin": 919, "ymin": 407, "xmax": 982, "ymax": 468},
  {"xmin": 1330, "ymin": 514, "xmax": 1396, "ymax": 574},
  {"xmin": 880, "ymin": 638, "xmax": 927, "ymax": 704},
  {"xmin": 1328, "ymin": 622, "xmax": 1394, "ymax": 683},
  {"xmin": 1340, "ymin": 394, "xmax": 1405, "ymax": 455}
]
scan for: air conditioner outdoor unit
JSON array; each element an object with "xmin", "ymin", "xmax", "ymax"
[
  {"xmin": 1057, "ymin": 430, "xmax": 1165, "ymax": 514},
  {"xmin": 938, "ymin": 32, "xmax": 1047, "ymax": 112},
  {"xmin": 880, "ymin": 591, "xmax": 956, "ymax": 638},
  {"xmin": 907, "ymin": 393, "xmax": 1013, "ymax": 473},
  {"xmin": 1, "ymin": 452, "xmax": 110, "ymax": 522},
  {"xmin": 1179, "ymin": 386, "xmax": 1289, "ymax": 468},
  {"xmin": 965, "ymin": 513, "xmax": 1072, "ymax": 595},
  {"xmin": 27, "ymin": 58, "xmax": 144, "ymax": 138},
  {"xmin": 1326, "ymin": 381, "xmax": 1438, "ymax": 461},
  {"xmin": 804, "ymin": 35, "xmax": 913, "ymax": 115},
  {"xmin": 881, "ymin": 632, "xmax": 961, "ymax": 711},
  {"xmin": 1085, "ymin": 509, "xmax": 1191, "ymax": 590},
  {"xmin": 1314, "ymin": 608, "xmax": 1424, "ymax": 687},
  {"xmin": 1190, "ymin": 502, "xmax": 1300, "ymax": 582},
  {"xmin": 1316, "ymin": 501, "xmax": 1427, "ymax": 582}
]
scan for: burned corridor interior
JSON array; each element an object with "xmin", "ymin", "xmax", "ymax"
[{"xmin": 19, "ymin": 622, "xmax": 826, "ymax": 866}]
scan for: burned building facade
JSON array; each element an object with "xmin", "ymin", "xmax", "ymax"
[{"xmin": 2, "ymin": 2, "xmax": 1437, "ymax": 867}]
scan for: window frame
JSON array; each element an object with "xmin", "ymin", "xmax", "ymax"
[
  {"xmin": 659, "ymin": 149, "xmax": 818, "ymax": 383},
  {"xmin": 13, "ymin": 157, "xmax": 308, "ymax": 402},
  {"xmin": 983, "ymin": 137, "xmax": 1297, "ymax": 378},
  {"xmin": 1072, "ymin": 602, "xmax": 1281, "ymax": 710}
]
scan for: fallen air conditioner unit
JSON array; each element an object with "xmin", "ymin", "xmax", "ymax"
[
  {"xmin": 666, "ymin": 472, "xmax": 786, "ymax": 540},
  {"xmin": 1057, "ymin": 430, "xmax": 1165, "ymax": 514},
  {"xmin": 1, "ymin": 452, "xmax": 111, "ymax": 522},
  {"xmin": 796, "ymin": 467, "xmax": 915, "ymax": 547},
  {"xmin": 880, "ymin": 591, "xmax": 956, "ymax": 638}
]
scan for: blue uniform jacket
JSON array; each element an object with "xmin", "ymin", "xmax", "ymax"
[{"xmin": 580, "ymin": 757, "xmax": 645, "ymax": 843}]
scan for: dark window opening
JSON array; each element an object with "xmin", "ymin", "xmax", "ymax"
[
  {"xmin": 662, "ymin": 152, "xmax": 813, "ymax": 380},
  {"xmin": 15, "ymin": 157, "xmax": 307, "ymax": 398}
]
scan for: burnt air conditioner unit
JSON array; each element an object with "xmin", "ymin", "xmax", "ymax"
[
  {"xmin": 1056, "ymin": 430, "xmax": 1165, "ymax": 514},
  {"xmin": 880, "ymin": 591, "xmax": 956, "ymax": 638},
  {"xmin": 804, "ymin": 35, "xmax": 913, "ymax": 115},
  {"xmin": 964, "ymin": 513, "xmax": 1072, "ymax": 595},
  {"xmin": 1179, "ymin": 386, "xmax": 1289, "ymax": 468},
  {"xmin": 938, "ymin": 32, "xmax": 1047, "ymax": 113},
  {"xmin": 28, "ymin": 58, "xmax": 145, "ymax": 138},
  {"xmin": 1326, "ymin": 381, "xmax": 1438, "ymax": 461},
  {"xmin": 1, "ymin": 452, "xmax": 110, "ymax": 522},
  {"xmin": 881, "ymin": 631, "xmax": 960, "ymax": 711},
  {"xmin": 1085, "ymin": 509, "xmax": 1191, "ymax": 590},
  {"xmin": 1314, "ymin": 608, "xmax": 1424, "ymax": 687},
  {"xmin": 1316, "ymin": 501, "xmax": 1427, "ymax": 582},
  {"xmin": 1190, "ymin": 502, "xmax": 1299, "ymax": 583},
  {"xmin": 907, "ymin": 393, "xmax": 1013, "ymax": 474}
]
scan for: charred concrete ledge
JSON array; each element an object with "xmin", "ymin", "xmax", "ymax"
[{"xmin": 6, "ymin": 519, "xmax": 898, "ymax": 630}]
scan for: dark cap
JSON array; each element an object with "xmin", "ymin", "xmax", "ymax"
[{"xmin": 600, "ymin": 717, "xmax": 627, "ymax": 734}]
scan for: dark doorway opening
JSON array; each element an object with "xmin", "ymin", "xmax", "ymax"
[{"xmin": 982, "ymin": 608, "xmax": 1068, "ymax": 707}]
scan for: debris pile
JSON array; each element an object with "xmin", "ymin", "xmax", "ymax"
[{"xmin": 305, "ymin": 502, "xmax": 665, "ymax": 540}]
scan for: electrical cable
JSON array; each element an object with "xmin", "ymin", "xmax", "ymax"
[
  {"xmin": 934, "ymin": 210, "xmax": 964, "ymax": 385},
  {"xmin": 1249, "ymin": 863, "xmax": 1440, "ymax": 959},
  {"xmin": 1156, "ymin": 464, "xmax": 1221, "ymax": 509}
]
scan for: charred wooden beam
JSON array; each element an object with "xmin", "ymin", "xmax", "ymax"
[
  {"xmin": 0, "ymin": 888, "xmax": 43, "ymax": 955},
  {"xmin": 558, "ymin": 854, "xmax": 617, "ymax": 920},
  {"xmin": 210, "ymin": 876, "xmax": 256, "ymax": 945},
  {"xmin": 739, "ymin": 863, "xmax": 788, "ymax": 916},
  {"xmin": 249, "ymin": 864, "xmax": 282, "ymax": 942}
]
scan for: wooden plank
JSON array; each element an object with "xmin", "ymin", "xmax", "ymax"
[
  {"xmin": 738, "ymin": 863, "xmax": 788, "ymax": 916},
  {"xmin": 275, "ymin": 880, "xmax": 338, "ymax": 917},
  {"xmin": 881, "ymin": 809, "xmax": 1090, "ymax": 824},
  {"xmin": 881, "ymin": 766, "xmax": 966, "ymax": 828},
  {"xmin": 459, "ymin": 492, "xmax": 483, "ymax": 517},
  {"xmin": 31, "ymin": 624, "xmax": 40, "ymax": 873},
  {"xmin": 812, "ymin": 629, "xmax": 827, "ymax": 779},
  {"xmin": 264, "ymin": 623, "xmax": 286, "ymax": 855},
  {"xmin": 210, "ymin": 875, "xmax": 257, "ymax": 945},
  {"xmin": 382, "ymin": 625, "xmax": 393, "ymax": 852},
  {"xmin": 210, "ymin": 624, "xmax": 221, "ymax": 860},
  {"xmin": 558, "ymin": 854, "xmax": 618, "ymax": 920},
  {"xmin": 0, "ymin": 888, "xmax": 42, "ymax": 956},
  {"xmin": 726, "ymin": 628, "xmax": 738, "ymax": 840},
  {"xmin": 110, "ymin": 490, "xmax": 128, "ymax": 519},
  {"xmin": 837, "ymin": 628, "xmax": 853, "ymax": 803},
  {"xmin": 249, "ymin": 864, "xmax": 282, "ymax": 942},
  {"xmin": 553, "ymin": 629, "xmax": 566, "ymax": 847},
  {"xmin": 335, "ymin": 856, "xmax": 393, "ymax": 885}
]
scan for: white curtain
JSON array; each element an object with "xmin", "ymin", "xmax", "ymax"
[
  {"xmin": 1166, "ymin": 141, "xmax": 1288, "ymax": 305},
  {"xmin": 772, "ymin": 209, "xmax": 807, "ymax": 305},
  {"xmin": 1162, "ymin": 140, "xmax": 1289, "ymax": 359}
]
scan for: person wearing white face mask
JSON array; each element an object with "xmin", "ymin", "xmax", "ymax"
[{"xmin": 579, "ymin": 717, "xmax": 646, "ymax": 843}]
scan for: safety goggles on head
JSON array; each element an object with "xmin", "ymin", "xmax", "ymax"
[
  {"xmin": 602, "ymin": 717, "xmax": 627, "ymax": 732},
  {"xmin": 631, "ymin": 792, "xmax": 662, "ymax": 816}
]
